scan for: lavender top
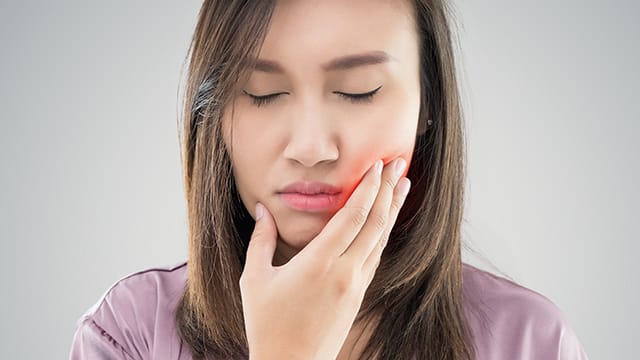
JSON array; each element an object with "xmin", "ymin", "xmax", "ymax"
[{"xmin": 69, "ymin": 261, "xmax": 589, "ymax": 359}]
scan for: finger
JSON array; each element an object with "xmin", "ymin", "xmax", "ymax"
[
  {"xmin": 362, "ymin": 177, "xmax": 411, "ymax": 275},
  {"xmin": 244, "ymin": 202, "xmax": 278, "ymax": 274},
  {"xmin": 303, "ymin": 159, "xmax": 383, "ymax": 259},
  {"xmin": 343, "ymin": 157, "xmax": 406, "ymax": 265}
]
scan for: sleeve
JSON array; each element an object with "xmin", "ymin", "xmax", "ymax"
[
  {"xmin": 463, "ymin": 266, "xmax": 591, "ymax": 360},
  {"xmin": 558, "ymin": 325, "xmax": 590, "ymax": 360},
  {"xmin": 69, "ymin": 318, "xmax": 137, "ymax": 360}
]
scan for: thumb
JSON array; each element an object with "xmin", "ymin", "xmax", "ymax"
[{"xmin": 245, "ymin": 202, "xmax": 277, "ymax": 272}]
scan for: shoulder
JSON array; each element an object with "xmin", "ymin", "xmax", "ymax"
[
  {"xmin": 462, "ymin": 263, "xmax": 589, "ymax": 360},
  {"xmin": 70, "ymin": 261, "xmax": 190, "ymax": 360}
]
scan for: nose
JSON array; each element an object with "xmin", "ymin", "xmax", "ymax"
[{"xmin": 282, "ymin": 100, "xmax": 339, "ymax": 168}]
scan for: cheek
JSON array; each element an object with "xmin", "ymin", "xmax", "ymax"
[
  {"xmin": 337, "ymin": 131, "xmax": 414, "ymax": 203},
  {"xmin": 351, "ymin": 102, "xmax": 418, "ymax": 171},
  {"xmin": 222, "ymin": 105, "xmax": 271, "ymax": 205},
  {"xmin": 223, "ymin": 104, "xmax": 275, "ymax": 165}
]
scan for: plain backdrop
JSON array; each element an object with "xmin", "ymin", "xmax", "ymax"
[{"xmin": 1, "ymin": 0, "xmax": 638, "ymax": 359}]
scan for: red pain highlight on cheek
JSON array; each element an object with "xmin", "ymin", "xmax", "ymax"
[
  {"xmin": 340, "ymin": 158, "xmax": 390, "ymax": 204},
  {"xmin": 327, "ymin": 156, "xmax": 410, "ymax": 213}
]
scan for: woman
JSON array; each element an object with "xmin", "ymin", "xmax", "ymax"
[{"xmin": 70, "ymin": 0, "xmax": 589, "ymax": 359}]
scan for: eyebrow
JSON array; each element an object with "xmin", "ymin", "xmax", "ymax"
[{"xmin": 249, "ymin": 50, "xmax": 393, "ymax": 74}]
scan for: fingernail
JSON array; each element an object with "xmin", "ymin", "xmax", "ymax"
[
  {"xmin": 398, "ymin": 178, "xmax": 411, "ymax": 197},
  {"xmin": 394, "ymin": 158, "xmax": 407, "ymax": 177},
  {"xmin": 255, "ymin": 202, "xmax": 265, "ymax": 220}
]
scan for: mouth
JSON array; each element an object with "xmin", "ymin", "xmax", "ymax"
[
  {"xmin": 276, "ymin": 181, "xmax": 343, "ymax": 212},
  {"xmin": 278, "ymin": 181, "xmax": 342, "ymax": 196},
  {"xmin": 277, "ymin": 192, "xmax": 342, "ymax": 212}
]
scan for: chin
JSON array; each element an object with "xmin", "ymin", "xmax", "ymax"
[
  {"xmin": 279, "ymin": 227, "xmax": 321, "ymax": 249},
  {"xmin": 277, "ymin": 217, "xmax": 328, "ymax": 250},
  {"xmin": 268, "ymin": 202, "xmax": 338, "ymax": 252}
]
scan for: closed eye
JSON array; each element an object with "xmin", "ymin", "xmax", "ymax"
[
  {"xmin": 242, "ymin": 90, "xmax": 287, "ymax": 107},
  {"xmin": 243, "ymin": 85, "xmax": 382, "ymax": 107},
  {"xmin": 334, "ymin": 85, "xmax": 382, "ymax": 104}
]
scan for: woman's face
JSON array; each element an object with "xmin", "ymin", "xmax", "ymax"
[{"xmin": 223, "ymin": 0, "xmax": 421, "ymax": 263}]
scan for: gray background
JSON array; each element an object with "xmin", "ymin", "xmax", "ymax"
[{"xmin": 1, "ymin": 0, "xmax": 637, "ymax": 358}]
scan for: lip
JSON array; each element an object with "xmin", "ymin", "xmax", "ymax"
[
  {"xmin": 278, "ymin": 181, "xmax": 342, "ymax": 195},
  {"xmin": 278, "ymin": 193, "xmax": 342, "ymax": 212},
  {"xmin": 277, "ymin": 181, "xmax": 342, "ymax": 212}
]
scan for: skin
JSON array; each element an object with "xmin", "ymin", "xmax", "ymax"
[
  {"xmin": 223, "ymin": 0, "xmax": 421, "ymax": 358},
  {"xmin": 223, "ymin": 0, "xmax": 421, "ymax": 266},
  {"xmin": 242, "ymin": 159, "xmax": 409, "ymax": 359}
]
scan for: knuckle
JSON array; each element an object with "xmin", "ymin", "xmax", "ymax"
[
  {"xmin": 370, "ymin": 211, "xmax": 387, "ymax": 231},
  {"xmin": 348, "ymin": 206, "xmax": 369, "ymax": 228},
  {"xmin": 382, "ymin": 175, "xmax": 396, "ymax": 190},
  {"xmin": 335, "ymin": 269, "xmax": 359, "ymax": 295},
  {"xmin": 372, "ymin": 231, "xmax": 389, "ymax": 256},
  {"xmin": 378, "ymin": 235, "xmax": 388, "ymax": 251},
  {"xmin": 389, "ymin": 197, "xmax": 403, "ymax": 214}
]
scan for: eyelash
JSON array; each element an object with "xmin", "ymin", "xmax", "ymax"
[{"xmin": 243, "ymin": 85, "xmax": 382, "ymax": 108}]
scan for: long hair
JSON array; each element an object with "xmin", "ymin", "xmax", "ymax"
[{"xmin": 175, "ymin": 1, "xmax": 475, "ymax": 359}]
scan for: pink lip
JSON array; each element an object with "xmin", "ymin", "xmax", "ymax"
[
  {"xmin": 278, "ymin": 181, "xmax": 341, "ymax": 195},
  {"xmin": 278, "ymin": 193, "xmax": 342, "ymax": 212},
  {"xmin": 277, "ymin": 181, "xmax": 342, "ymax": 212}
]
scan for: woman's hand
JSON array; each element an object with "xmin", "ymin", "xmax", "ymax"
[{"xmin": 240, "ymin": 158, "xmax": 411, "ymax": 360}]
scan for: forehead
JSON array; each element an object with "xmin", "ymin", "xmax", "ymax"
[{"xmin": 257, "ymin": 0, "xmax": 417, "ymax": 72}]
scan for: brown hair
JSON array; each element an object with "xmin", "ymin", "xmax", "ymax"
[{"xmin": 175, "ymin": 0, "xmax": 475, "ymax": 359}]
